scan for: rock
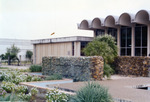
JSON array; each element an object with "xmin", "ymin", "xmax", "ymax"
[
  {"xmin": 42, "ymin": 56, "xmax": 104, "ymax": 81},
  {"xmin": 115, "ymin": 56, "xmax": 150, "ymax": 77}
]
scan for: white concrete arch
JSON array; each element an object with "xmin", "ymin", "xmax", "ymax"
[
  {"xmin": 118, "ymin": 13, "xmax": 133, "ymax": 26},
  {"xmin": 79, "ymin": 20, "xmax": 91, "ymax": 30},
  {"xmin": 104, "ymin": 15, "xmax": 117, "ymax": 28},
  {"xmin": 91, "ymin": 17, "xmax": 102, "ymax": 28},
  {"xmin": 134, "ymin": 10, "xmax": 150, "ymax": 24}
]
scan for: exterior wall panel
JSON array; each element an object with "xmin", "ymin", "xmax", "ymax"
[{"xmin": 35, "ymin": 42, "xmax": 72, "ymax": 64}]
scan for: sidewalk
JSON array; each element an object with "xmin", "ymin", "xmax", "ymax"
[
  {"xmin": 51, "ymin": 76, "xmax": 150, "ymax": 102},
  {"xmin": 1, "ymin": 65, "xmax": 30, "ymax": 69}
]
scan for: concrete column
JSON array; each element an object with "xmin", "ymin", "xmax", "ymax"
[
  {"xmin": 93, "ymin": 30, "xmax": 97, "ymax": 37},
  {"xmin": 105, "ymin": 28, "xmax": 108, "ymax": 34},
  {"xmin": 33, "ymin": 44, "xmax": 36, "ymax": 64},
  {"xmin": 117, "ymin": 26, "xmax": 120, "ymax": 56},
  {"xmin": 131, "ymin": 25, "xmax": 135, "ymax": 56},
  {"xmin": 74, "ymin": 42, "xmax": 81, "ymax": 56},
  {"xmin": 147, "ymin": 24, "xmax": 150, "ymax": 56}
]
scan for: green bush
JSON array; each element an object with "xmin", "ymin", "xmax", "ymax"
[
  {"xmin": 82, "ymin": 34, "xmax": 118, "ymax": 78},
  {"xmin": 45, "ymin": 74, "xmax": 62, "ymax": 80},
  {"xmin": 17, "ymin": 93, "xmax": 31, "ymax": 101},
  {"xmin": 31, "ymin": 76, "xmax": 42, "ymax": 81},
  {"xmin": 69, "ymin": 82, "xmax": 113, "ymax": 102},
  {"xmin": 104, "ymin": 63, "xmax": 114, "ymax": 78},
  {"xmin": 0, "ymin": 93, "xmax": 19, "ymax": 101},
  {"xmin": 1, "ymin": 82, "xmax": 16, "ymax": 93},
  {"xmin": 26, "ymin": 75, "xmax": 32, "ymax": 82},
  {"xmin": 83, "ymin": 34, "xmax": 118, "ymax": 63},
  {"xmin": 15, "ymin": 85, "xmax": 28, "ymax": 94},
  {"xmin": 29, "ymin": 65, "xmax": 42, "ymax": 72},
  {"xmin": 0, "ymin": 88, "xmax": 7, "ymax": 97},
  {"xmin": 45, "ymin": 89, "xmax": 69, "ymax": 102}
]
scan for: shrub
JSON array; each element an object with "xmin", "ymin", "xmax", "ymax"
[
  {"xmin": 17, "ymin": 93, "xmax": 31, "ymax": 101},
  {"xmin": 31, "ymin": 76, "xmax": 42, "ymax": 81},
  {"xmin": 1, "ymin": 69, "xmax": 21, "ymax": 82},
  {"xmin": 83, "ymin": 34, "xmax": 118, "ymax": 78},
  {"xmin": 26, "ymin": 75, "xmax": 32, "ymax": 82},
  {"xmin": 69, "ymin": 82, "xmax": 112, "ymax": 102},
  {"xmin": 30, "ymin": 87, "xmax": 38, "ymax": 96},
  {"xmin": 0, "ymin": 93, "xmax": 19, "ymax": 101},
  {"xmin": 0, "ymin": 88, "xmax": 7, "ymax": 97},
  {"xmin": 45, "ymin": 74, "xmax": 62, "ymax": 80},
  {"xmin": 30, "ymin": 87, "xmax": 39, "ymax": 101},
  {"xmin": 45, "ymin": 89, "xmax": 68, "ymax": 102},
  {"xmin": 104, "ymin": 63, "xmax": 114, "ymax": 78},
  {"xmin": 1, "ymin": 82, "xmax": 16, "ymax": 93},
  {"xmin": 15, "ymin": 85, "xmax": 28, "ymax": 94},
  {"xmin": 83, "ymin": 34, "xmax": 118, "ymax": 63},
  {"xmin": 29, "ymin": 65, "xmax": 42, "ymax": 72},
  {"xmin": 12, "ymin": 74, "xmax": 27, "ymax": 84}
]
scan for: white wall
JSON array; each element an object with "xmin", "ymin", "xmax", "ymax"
[{"xmin": 0, "ymin": 39, "xmax": 33, "ymax": 61}]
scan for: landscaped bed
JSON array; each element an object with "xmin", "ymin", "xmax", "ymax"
[{"xmin": 0, "ymin": 69, "xmax": 71, "ymax": 101}]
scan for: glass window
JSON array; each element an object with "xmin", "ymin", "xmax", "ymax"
[
  {"xmin": 72, "ymin": 42, "xmax": 74, "ymax": 56},
  {"xmin": 127, "ymin": 28, "xmax": 131, "ymax": 47},
  {"xmin": 121, "ymin": 48, "xmax": 125, "ymax": 56},
  {"xmin": 135, "ymin": 48, "xmax": 141, "ymax": 56},
  {"xmin": 120, "ymin": 26, "xmax": 131, "ymax": 56},
  {"xmin": 135, "ymin": 24, "xmax": 147, "ymax": 56},
  {"xmin": 142, "ymin": 26, "xmax": 147, "ymax": 46},
  {"xmin": 95, "ymin": 29, "xmax": 105, "ymax": 37},
  {"xmin": 142, "ymin": 48, "xmax": 147, "ymax": 56},
  {"xmin": 121, "ymin": 29, "xmax": 126, "ymax": 47},
  {"xmin": 108, "ymin": 28, "xmax": 117, "ymax": 42},
  {"xmin": 135, "ymin": 27, "xmax": 141, "ymax": 47},
  {"xmin": 127, "ymin": 48, "xmax": 131, "ymax": 56},
  {"xmin": 81, "ymin": 41, "xmax": 89, "ymax": 56}
]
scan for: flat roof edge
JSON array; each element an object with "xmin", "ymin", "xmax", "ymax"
[{"xmin": 31, "ymin": 36, "xmax": 93, "ymax": 44}]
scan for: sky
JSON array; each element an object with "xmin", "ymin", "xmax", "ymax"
[{"xmin": 0, "ymin": 0, "xmax": 150, "ymax": 40}]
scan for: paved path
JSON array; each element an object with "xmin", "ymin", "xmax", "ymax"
[
  {"xmin": 1, "ymin": 65, "xmax": 30, "ymax": 69},
  {"xmin": 51, "ymin": 76, "xmax": 150, "ymax": 102}
]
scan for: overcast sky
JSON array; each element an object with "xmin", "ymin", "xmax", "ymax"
[{"xmin": 0, "ymin": 0, "xmax": 150, "ymax": 40}]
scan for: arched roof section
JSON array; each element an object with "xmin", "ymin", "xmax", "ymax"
[
  {"xmin": 134, "ymin": 10, "xmax": 150, "ymax": 24},
  {"xmin": 91, "ymin": 17, "xmax": 104, "ymax": 29},
  {"xmin": 118, "ymin": 13, "xmax": 133, "ymax": 26},
  {"xmin": 104, "ymin": 15, "xmax": 117, "ymax": 28},
  {"xmin": 79, "ymin": 20, "xmax": 91, "ymax": 30}
]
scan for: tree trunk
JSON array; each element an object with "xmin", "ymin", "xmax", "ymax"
[
  {"xmin": 8, "ymin": 56, "xmax": 11, "ymax": 65},
  {"xmin": 17, "ymin": 58, "xmax": 20, "ymax": 66}
]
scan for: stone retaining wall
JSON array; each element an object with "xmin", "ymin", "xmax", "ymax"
[
  {"xmin": 42, "ymin": 56, "xmax": 104, "ymax": 81},
  {"xmin": 115, "ymin": 56, "xmax": 150, "ymax": 77}
]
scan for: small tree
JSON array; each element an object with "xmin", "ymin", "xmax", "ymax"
[
  {"xmin": 26, "ymin": 50, "xmax": 33, "ymax": 64},
  {"xmin": 83, "ymin": 34, "xmax": 118, "ymax": 78},
  {"xmin": 0, "ymin": 54, "xmax": 5, "ymax": 60},
  {"xmin": 5, "ymin": 44, "xmax": 20, "ymax": 65}
]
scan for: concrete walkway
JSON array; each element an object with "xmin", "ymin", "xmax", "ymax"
[
  {"xmin": 0, "ymin": 65, "xmax": 30, "ymax": 69},
  {"xmin": 51, "ymin": 76, "xmax": 150, "ymax": 102}
]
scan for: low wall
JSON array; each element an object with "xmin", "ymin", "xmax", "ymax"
[
  {"xmin": 42, "ymin": 56, "xmax": 104, "ymax": 81},
  {"xmin": 115, "ymin": 56, "xmax": 150, "ymax": 77}
]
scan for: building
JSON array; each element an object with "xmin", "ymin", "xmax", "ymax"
[
  {"xmin": 78, "ymin": 10, "xmax": 150, "ymax": 56},
  {"xmin": 0, "ymin": 38, "xmax": 33, "ymax": 61},
  {"xmin": 31, "ymin": 36, "xmax": 93, "ymax": 64}
]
